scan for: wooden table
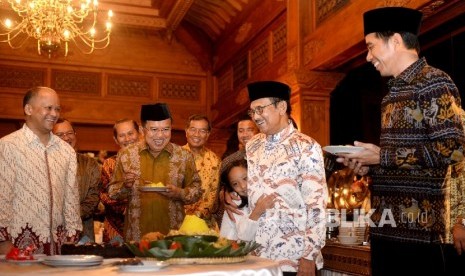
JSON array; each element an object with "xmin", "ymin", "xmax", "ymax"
[{"xmin": 321, "ymin": 241, "xmax": 371, "ymax": 276}]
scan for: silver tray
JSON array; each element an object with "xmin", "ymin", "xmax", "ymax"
[{"xmin": 139, "ymin": 186, "xmax": 168, "ymax": 192}]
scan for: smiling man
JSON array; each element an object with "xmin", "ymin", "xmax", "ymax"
[
  {"xmin": 182, "ymin": 115, "xmax": 220, "ymax": 225},
  {"xmin": 335, "ymin": 7, "xmax": 465, "ymax": 276},
  {"xmin": 245, "ymin": 81, "xmax": 328, "ymax": 276},
  {"xmin": 108, "ymin": 103, "xmax": 201, "ymax": 241},
  {"xmin": 100, "ymin": 119, "xmax": 141, "ymax": 241},
  {"xmin": 0, "ymin": 87, "xmax": 82, "ymax": 255}
]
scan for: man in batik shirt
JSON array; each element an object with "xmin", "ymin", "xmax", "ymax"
[
  {"xmin": 100, "ymin": 119, "xmax": 140, "ymax": 241},
  {"xmin": 336, "ymin": 7, "xmax": 465, "ymax": 275},
  {"xmin": 0, "ymin": 87, "xmax": 81, "ymax": 255},
  {"xmin": 182, "ymin": 115, "xmax": 221, "ymax": 226},
  {"xmin": 53, "ymin": 119, "xmax": 101, "ymax": 240},
  {"xmin": 245, "ymin": 81, "xmax": 328, "ymax": 276},
  {"xmin": 109, "ymin": 103, "xmax": 201, "ymax": 241}
]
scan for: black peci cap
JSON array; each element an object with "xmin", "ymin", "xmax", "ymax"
[
  {"xmin": 140, "ymin": 103, "xmax": 172, "ymax": 122},
  {"xmin": 247, "ymin": 81, "xmax": 290, "ymax": 102},
  {"xmin": 363, "ymin": 7, "xmax": 422, "ymax": 36}
]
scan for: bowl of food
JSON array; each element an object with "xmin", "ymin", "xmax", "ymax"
[{"xmin": 337, "ymin": 235, "xmax": 358, "ymax": 245}]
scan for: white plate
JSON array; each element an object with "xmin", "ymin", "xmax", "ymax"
[
  {"xmin": 139, "ymin": 186, "xmax": 168, "ymax": 192},
  {"xmin": 42, "ymin": 261, "xmax": 103, "ymax": 267},
  {"xmin": 118, "ymin": 261, "xmax": 169, "ymax": 272},
  {"xmin": 33, "ymin": 254, "xmax": 47, "ymax": 260},
  {"xmin": 42, "ymin": 255, "xmax": 103, "ymax": 265},
  {"xmin": 323, "ymin": 146, "xmax": 364, "ymax": 155},
  {"xmin": 43, "ymin": 255, "xmax": 103, "ymax": 263}
]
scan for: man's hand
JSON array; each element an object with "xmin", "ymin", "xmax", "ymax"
[
  {"xmin": 160, "ymin": 184, "xmax": 183, "ymax": 200},
  {"xmin": 249, "ymin": 193, "xmax": 277, "ymax": 220},
  {"xmin": 123, "ymin": 172, "xmax": 137, "ymax": 188},
  {"xmin": 335, "ymin": 141, "xmax": 380, "ymax": 175},
  {"xmin": 224, "ymin": 190, "xmax": 243, "ymax": 222},
  {"xmin": 453, "ymin": 222, "xmax": 465, "ymax": 255},
  {"xmin": 297, "ymin": 258, "xmax": 316, "ymax": 276}
]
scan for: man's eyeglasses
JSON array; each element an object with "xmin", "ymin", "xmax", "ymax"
[
  {"xmin": 247, "ymin": 101, "xmax": 277, "ymax": 117},
  {"xmin": 55, "ymin": 131, "xmax": 75, "ymax": 138},
  {"xmin": 187, "ymin": 127, "xmax": 209, "ymax": 135},
  {"xmin": 144, "ymin": 127, "xmax": 171, "ymax": 135}
]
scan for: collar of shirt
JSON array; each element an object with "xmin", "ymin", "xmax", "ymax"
[
  {"xmin": 388, "ymin": 57, "xmax": 427, "ymax": 86},
  {"xmin": 139, "ymin": 141, "xmax": 174, "ymax": 156},
  {"xmin": 182, "ymin": 143, "xmax": 206, "ymax": 157},
  {"xmin": 22, "ymin": 123, "xmax": 59, "ymax": 149},
  {"xmin": 265, "ymin": 120, "xmax": 296, "ymax": 144}
]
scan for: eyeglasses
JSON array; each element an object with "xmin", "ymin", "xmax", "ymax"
[
  {"xmin": 247, "ymin": 101, "xmax": 277, "ymax": 117},
  {"xmin": 55, "ymin": 131, "xmax": 75, "ymax": 138},
  {"xmin": 144, "ymin": 126, "xmax": 171, "ymax": 136},
  {"xmin": 187, "ymin": 127, "xmax": 209, "ymax": 135}
]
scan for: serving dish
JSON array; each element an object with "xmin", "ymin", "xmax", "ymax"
[
  {"xmin": 126, "ymin": 235, "xmax": 260, "ymax": 263},
  {"xmin": 323, "ymin": 146, "xmax": 364, "ymax": 155}
]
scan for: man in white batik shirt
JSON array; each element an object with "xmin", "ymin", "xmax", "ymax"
[
  {"xmin": 245, "ymin": 81, "xmax": 328, "ymax": 276},
  {"xmin": 0, "ymin": 87, "xmax": 82, "ymax": 256}
]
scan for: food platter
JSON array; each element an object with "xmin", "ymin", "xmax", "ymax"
[
  {"xmin": 323, "ymin": 146, "xmax": 364, "ymax": 155},
  {"xmin": 126, "ymin": 235, "xmax": 260, "ymax": 262}
]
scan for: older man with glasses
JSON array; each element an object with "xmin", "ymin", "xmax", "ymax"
[
  {"xmin": 244, "ymin": 81, "xmax": 328, "ymax": 276},
  {"xmin": 53, "ymin": 118, "xmax": 101, "ymax": 242},
  {"xmin": 108, "ymin": 103, "xmax": 201, "ymax": 241},
  {"xmin": 182, "ymin": 115, "xmax": 221, "ymax": 227}
]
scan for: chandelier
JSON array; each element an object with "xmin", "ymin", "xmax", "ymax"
[{"xmin": 0, "ymin": 0, "xmax": 113, "ymax": 57}]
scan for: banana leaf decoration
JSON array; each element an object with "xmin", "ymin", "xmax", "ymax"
[{"xmin": 125, "ymin": 236, "xmax": 261, "ymax": 260}]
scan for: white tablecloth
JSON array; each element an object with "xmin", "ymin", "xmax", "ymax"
[{"xmin": 1, "ymin": 256, "xmax": 282, "ymax": 276}]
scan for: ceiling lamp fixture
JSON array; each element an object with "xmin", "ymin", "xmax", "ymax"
[{"xmin": 0, "ymin": 0, "xmax": 113, "ymax": 58}]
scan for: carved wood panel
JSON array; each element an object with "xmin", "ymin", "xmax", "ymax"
[
  {"xmin": 233, "ymin": 55, "xmax": 248, "ymax": 90},
  {"xmin": 0, "ymin": 66, "xmax": 45, "ymax": 90},
  {"xmin": 51, "ymin": 70, "xmax": 101, "ymax": 95},
  {"xmin": 107, "ymin": 74, "xmax": 152, "ymax": 98},
  {"xmin": 218, "ymin": 69, "xmax": 233, "ymax": 98},
  {"xmin": 316, "ymin": 0, "xmax": 349, "ymax": 25},
  {"xmin": 251, "ymin": 39, "xmax": 269, "ymax": 73},
  {"xmin": 302, "ymin": 98, "xmax": 327, "ymax": 141},
  {"xmin": 273, "ymin": 23, "xmax": 287, "ymax": 56},
  {"xmin": 158, "ymin": 78, "xmax": 201, "ymax": 101}
]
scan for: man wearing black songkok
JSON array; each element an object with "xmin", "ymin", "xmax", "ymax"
[
  {"xmin": 108, "ymin": 103, "xmax": 201, "ymax": 241},
  {"xmin": 244, "ymin": 80, "xmax": 328, "ymax": 276},
  {"xmin": 336, "ymin": 7, "xmax": 465, "ymax": 275}
]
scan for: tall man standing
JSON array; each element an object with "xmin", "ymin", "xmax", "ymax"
[
  {"xmin": 182, "ymin": 115, "xmax": 221, "ymax": 224},
  {"xmin": 53, "ymin": 119, "xmax": 101, "ymax": 241},
  {"xmin": 336, "ymin": 7, "xmax": 465, "ymax": 275},
  {"xmin": 109, "ymin": 103, "xmax": 201, "ymax": 240},
  {"xmin": 0, "ymin": 87, "xmax": 82, "ymax": 255},
  {"xmin": 246, "ymin": 81, "xmax": 328, "ymax": 276}
]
